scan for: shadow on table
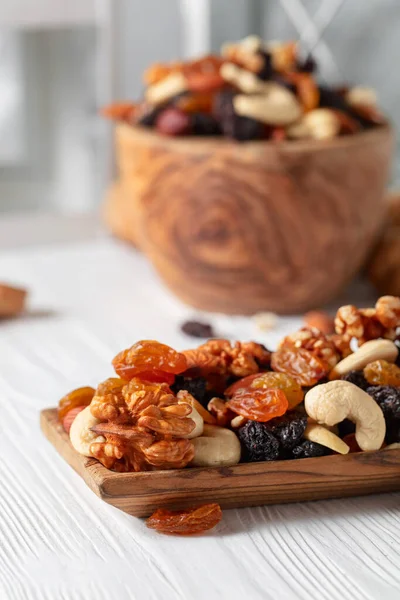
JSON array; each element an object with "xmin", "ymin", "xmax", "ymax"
[
  {"xmin": 215, "ymin": 492, "xmax": 400, "ymax": 537},
  {"xmin": 0, "ymin": 309, "xmax": 57, "ymax": 324}
]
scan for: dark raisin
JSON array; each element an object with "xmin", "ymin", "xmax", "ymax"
[
  {"xmin": 237, "ymin": 421, "xmax": 280, "ymax": 462},
  {"xmin": 264, "ymin": 413, "xmax": 307, "ymax": 450},
  {"xmin": 136, "ymin": 103, "xmax": 164, "ymax": 127},
  {"xmin": 341, "ymin": 370, "xmax": 369, "ymax": 391},
  {"xmin": 213, "ymin": 90, "xmax": 265, "ymax": 141},
  {"xmin": 366, "ymin": 386, "xmax": 400, "ymax": 420},
  {"xmin": 338, "ymin": 418, "xmax": 356, "ymax": 438},
  {"xmin": 191, "ymin": 113, "xmax": 221, "ymax": 136},
  {"xmin": 386, "ymin": 421, "xmax": 400, "ymax": 444},
  {"xmin": 297, "ymin": 53, "xmax": 317, "ymax": 73},
  {"xmin": 171, "ymin": 376, "xmax": 208, "ymax": 406},
  {"xmin": 292, "ymin": 440, "xmax": 331, "ymax": 459},
  {"xmin": 256, "ymin": 50, "xmax": 273, "ymax": 81},
  {"xmin": 180, "ymin": 320, "xmax": 215, "ymax": 338},
  {"xmin": 395, "ymin": 345, "xmax": 400, "ymax": 368},
  {"xmin": 318, "ymin": 86, "xmax": 350, "ymax": 112},
  {"xmin": 318, "ymin": 86, "xmax": 374, "ymax": 129}
]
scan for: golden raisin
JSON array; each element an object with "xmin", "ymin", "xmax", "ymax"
[
  {"xmin": 58, "ymin": 386, "xmax": 95, "ymax": 421},
  {"xmin": 225, "ymin": 372, "xmax": 304, "ymax": 410},
  {"xmin": 112, "ymin": 340, "xmax": 187, "ymax": 382},
  {"xmin": 364, "ymin": 360, "xmax": 400, "ymax": 387},
  {"xmin": 146, "ymin": 503, "xmax": 222, "ymax": 535},
  {"xmin": 226, "ymin": 388, "xmax": 288, "ymax": 422},
  {"xmin": 271, "ymin": 347, "xmax": 329, "ymax": 386}
]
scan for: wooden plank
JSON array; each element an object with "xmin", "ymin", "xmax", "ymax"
[{"xmin": 41, "ymin": 408, "xmax": 400, "ymax": 518}]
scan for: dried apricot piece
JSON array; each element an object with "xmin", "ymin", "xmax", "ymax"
[
  {"xmin": 271, "ymin": 347, "xmax": 329, "ymax": 386},
  {"xmin": 112, "ymin": 340, "xmax": 187, "ymax": 382},
  {"xmin": 100, "ymin": 102, "xmax": 136, "ymax": 121},
  {"xmin": 226, "ymin": 388, "xmax": 288, "ymax": 422},
  {"xmin": 364, "ymin": 359, "xmax": 400, "ymax": 387},
  {"xmin": 226, "ymin": 372, "xmax": 304, "ymax": 409},
  {"xmin": 58, "ymin": 386, "xmax": 95, "ymax": 421},
  {"xmin": 146, "ymin": 503, "xmax": 222, "ymax": 535}
]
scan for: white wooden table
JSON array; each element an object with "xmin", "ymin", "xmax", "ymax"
[{"xmin": 1, "ymin": 213, "xmax": 399, "ymax": 600}]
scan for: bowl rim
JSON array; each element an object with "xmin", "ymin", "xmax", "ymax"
[{"xmin": 119, "ymin": 121, "xmax": 393, "ymax": 154}]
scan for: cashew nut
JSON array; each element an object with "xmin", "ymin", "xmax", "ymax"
[
  {"xmin": 233, "ymin": 85, "xmax": 302, "ymax": 126},
  {"xmin": 302, "ymin": 109, "xmax": 340, "ymax": 140},
  {"xmin": 329, "ymin": 339, "xmax": 398, "ymax": 380},
  {"xmin": 145, "ymin": 71, "xmax": 188, "ymax": 105},
  {"xmin": 190, "ymin": 425, "xmax": 241, "ymax": 467},
  {"xmin": 304, "ymin": 424, "xmax": 350, "ymax": 455},
  {"xmin": 286, "ymin": 120, "xmax": 311, "ymax": 140},
  {"xmin": 220, "ymin": 63, "xmax": 268, "ymax": 94},
  {"xmin": 231, "ymin": 415, "xmax": 248, "ymax": 429},
  {"xmin": 69, "ymin": 406, "xmax": 105, "ymax": 457},
  {"xmin": 305, "ymin": 380, "xmax": 385, "ymax": 452},
  {"xmin": 346, "ymin": 86, "xmax": 377, "ymax": 108},
  {"xmin": 221, "ymin": 35, "xmax": 263, "ymax": 58},
  {"xmin": 385, "ymin": 443, "xmax": 400, "ymax": 450}
]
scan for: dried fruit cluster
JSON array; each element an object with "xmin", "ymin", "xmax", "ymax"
[
  {"xmin": 58, "ymin": 296, "xmax": 400, "ymax": 479},
  {"xmin": 101, "ymin": 36, "xmax": 384, "ymax": 141}
]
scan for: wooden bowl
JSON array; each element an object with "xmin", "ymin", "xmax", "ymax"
[{"xmin": 106, "ymin": 123, "xmax": 394, "ymax": 314}]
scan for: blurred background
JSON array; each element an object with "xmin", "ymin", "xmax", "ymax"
[{"xmin": 0, "ymin": 0, "xmax": 399, "ymax": 215}]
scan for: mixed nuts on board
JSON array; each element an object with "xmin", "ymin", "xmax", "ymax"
[
  {"xmin": 55, "ymin": 295, "xmax": 400, "ymax": 534},
  {"xmin": 102, "ymin": 36, "xmax": 384, "ymax": 141}
]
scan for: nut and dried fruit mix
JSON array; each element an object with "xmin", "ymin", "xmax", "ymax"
[
  {"xmin": 55, "ymin": 295, "xmax": 400, "ymax": 534},
  {"xmin": 58, "ymin": 295, "xmax": 400, "ymax": 473},
  {"xmin": 102, "ymin": 36, "xmax": 385, "ymax": 142}
]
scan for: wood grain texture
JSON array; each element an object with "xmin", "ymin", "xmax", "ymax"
[
  {"xmin": 41, "ymin": 408, "xmax": 400, "ymax": 518},
  {"xmin": 105, "ymin": 123, "xmax": 394, "ymax": 314}
]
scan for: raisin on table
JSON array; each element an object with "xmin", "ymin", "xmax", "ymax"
[
  {"xmin": 146, "ymin": 503, "xmax": 222, "ymax": 536},
  {"xmin": 180, "ymin": 320, "xmax": 215, "ymax": 338},
  {"xmin": 237, "ymin": 421, "xmax": 280, "ymax": 462}
]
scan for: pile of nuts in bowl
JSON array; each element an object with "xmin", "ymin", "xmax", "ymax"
[
  {"xmin": 59, "ymin": 295, "xmax": 400, "ymax": 475},
  {"xmin": 102, "ymin": 36, "xmax": 384, "ymax": 141}
]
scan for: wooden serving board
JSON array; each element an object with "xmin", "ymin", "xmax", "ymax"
[{"xmin": 41, "ymin": 408, "xmax": 400, "ymax": 518}]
